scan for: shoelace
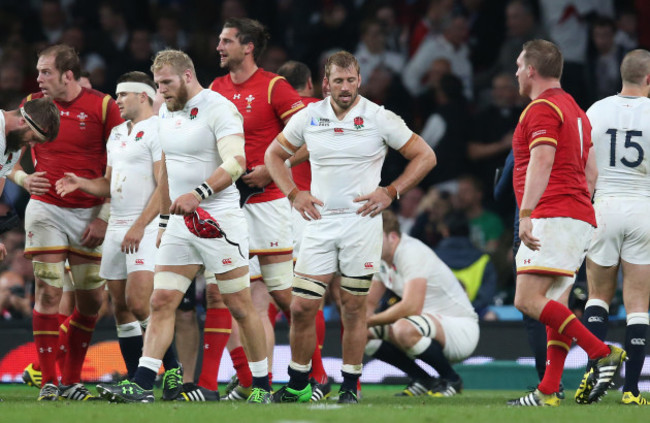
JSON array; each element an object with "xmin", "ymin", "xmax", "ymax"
[{"xmin": 163, "ymin": 370, "xmax": 180, "ymax": 389}]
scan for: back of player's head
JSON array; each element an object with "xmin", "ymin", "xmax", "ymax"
[
  {"xmin": 21, "ymin": 97, "xmax": 60, "ymax": 142},
  {"xmin": 382, "ymin": 210, "xmax": 402, "ymax": 236},
  {"xmin": 151, "ymin": 49, "xmax": 196, "ymax": 78},
  {"xmin": 117, "ymin": 71, "xmax": 157, "ymax": 105},
  {"xmin": 620, "ymin": 49, "xmax": 650, "ymax": 86},
  {"xmin": 223, "ymin": 18, "xmax": 269, "ymax": 62},
  {"xmin": 522, "ymin": 39, "xmax": 563, "ymax": 80},
  {"xmin": 38, "ymin": 44, "xmax": 81, "ymax": 80},
  {"xmin": 324, "ymin": 51, "xmax": 360, "ymax": 79},
  {"xmin": 277, "ymin": 61, "xmax": 311, "ymax": 91}
]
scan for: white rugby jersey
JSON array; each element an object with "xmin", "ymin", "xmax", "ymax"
[
  {"xmin": 159, "ymin": 89, "xmax": 243, "ymax": 216},
  {"xmin": 107, "ymin": 116, "xmax": 161, "ymax": 224},
  {"xmin": 375, "ymin": 234, "xmax": 478, "ymax": 320},
  {"xmin": 0, "ymin": 112, "xmax": 21, "ymax": 179},
  {"xmin": 281, "ymin": 96, "xmax": 413, "ymax": 217},
  {"xmin": 587, "ymin": 95, "xmax": 650, "ymax": 198}
]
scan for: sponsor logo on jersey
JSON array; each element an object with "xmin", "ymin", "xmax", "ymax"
[
  {"xmin": 270, "ymin": 241, "xmax": 278, "ymax": 247},
  {"xmin": 190, "ymin": 107, "xmax": 199, "ymax": 120},
  {"xmin": 631, "ymin": 338, "xmax": 645, "ymax": 346},
  {"xmin": 222, "ymin": 258, "xmax": 232, "ymax": 265},
  {"xmin": 364, "ymin": 262, "xmax": 374, "ymax": 269},
  {"xmin": 290, "ymin": 100, "xmax": 304, "ymax": 110},
  {"xmin": 531, "ymin": 129, "xmax": 546, "ymax": 138},
  {"xmin": 233, "ymin": 94, "xmax": 241, "ymax": 99},
  {"xmin": 354, "ymin": 116, "xmax": 364, "ymax": 129},
  {"xmin": 587, "ymin": 316, "xmax": 604, "ymax": 323},
  {"xmin": 334, "ymin": 128, "xmax": 344, "ymax": 135},
  {"xmin": 135, "ymin": 131, "xmax": 144, "ymax": 141},
  {"xmin": 77, "ymin": 112, "xmax": 88, "ymax": 130},
  {"xmin": 310, "ymin": 117, "xmax": 330, "ymax": 127},
  {"xmin": 523, "ymin": 259, "xmax": 531, "ymax": 264},
  {"xmin": 135, "ymin": 259, "xmax": 144, "ymax": 265},
  {"xmin": 60, "ymin": 111, "xmax": 70, "ymax": 116}
]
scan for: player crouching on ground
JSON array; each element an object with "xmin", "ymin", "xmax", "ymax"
[{"xmin": 365, "ymin": 210, "xmax": 479, "ymax": 397}]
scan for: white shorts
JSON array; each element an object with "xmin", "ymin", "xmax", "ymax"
[
  {"xmin": 516, "ymin": 217, "xmax": 593, "ymax": 277},
  {"xmin": 434, "ymin": 314, "xmax": 480, "ymax": 362},
  {"xmin": 24, "ymin": 200, "xmax": 102, "ymax": 260},
  {"xmin": 295, "ymin": 214, "xmax": 382, "ymax": 277},
  {"xmin": 244, "ymin": 198, "xmax": 292, "ymax": 256},
  {"xmin": 157, "ymin": 209, "xmax": 249, "ymax": 277},
  {"xmin": 99, "ymin": 223, "xmax": 158, "ymax": 280},
  {"xmin": 249, "ymin": 255, "xmax": 262, "ymax": 282},
  {"xmin": 588, "ymin": 197, "xmax": 650, "ymax": 266},
  {"xmin": 292, "ymin": 207, "xmax": 307, "ymax": 260}
]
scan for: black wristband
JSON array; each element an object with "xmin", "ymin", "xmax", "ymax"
[
  {"xmin": 194, "ymin": 182, "xmax": 214, "ymax": 200},
  {"xmin": 159, "ymin": 214, "xmax": 170, "ymax": 229}
]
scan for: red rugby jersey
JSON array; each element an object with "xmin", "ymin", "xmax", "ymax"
[
  {"xmin": 512, "ymin": 88, "xmax": 595, "ymax": 226},
  {"xmin": 291, "ymin": 96, "xmax": 320, "ymax": 191},
  {"xmin": 25, "ymin": 88, "xmax": 123, "ymax": 208},
  {"xmin": 210, "ymin": 69, "xmax": 304, "ymax": 203}
]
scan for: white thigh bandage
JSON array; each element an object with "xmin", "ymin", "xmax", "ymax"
[
  {"xmin": 292, "ymin": 275, "xmax": 327, "ymax": 300},
  {"xmin": 217, "ymin": 134, "xmax": 246, "ymax": 182},
  {"xmin": 204, "ymin": 269, "xmax": 218, "ymax": 285},
  {"xmin": 402, "ymin": 314, "xmax": 437, "ymax": 339},
  {"xmin": 261, "ymin": 260, "xmax": 293, "ymax": 291},
  {"xmin": 154, "ymin": 271, "xmax": 192, "ymax": 293},
  {"xmin": 116, "ymin": 321, "xmax": 142, "ymax": 338},
  {"xmin": 545, "ymin": 275, "xmax": 575, "ymax": 301},
  {"xmin": 218, "ymin": 273, "xmax": 250, "ymax": 294},
  {"xmin": 368, "ymin": 324, "xmax": 391, "ymax": 341},
  {"xmin": 62, "ymin": 267, "xmax": 74, "ymax": 292},
  {"xmin": 70, "ymin": 263, "xmax": 106, "ymax": 290},
  {"xmin": 364, "ymin": 339, "xmax": 383, "ymax": 356},
  {"xmin": 340, "ymin": 276, "xmax": 372, "ymax": 296},
  {"xmin": 33, "ymin": 261, "xmax": 66, "ymax": 288}
]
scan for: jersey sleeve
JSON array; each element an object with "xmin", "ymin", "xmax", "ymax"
[
  {"xmin": 210, "ymin": 100, "xmax": 244, "ymax": 142},
  {"xmin": 522, "ymin": 100, "xmax": 563, "ymax": 150},
  {"xmin": 147, "ymin": 131, "xmax": 163, "ymax": 162},
  {"xmin": 269, "ymin": 77, "xmax": 305, "ymax": 122},
  {"xmin": 277, "ymin": 108, "xmax": 308, "ymax": 154},
  {"xmin": 377, "ymin": 107, "xmax": 414, "ymax": 150},
  {"xmin": 102, "ymin": 97, "xmax": 124, "ymax": 141}
]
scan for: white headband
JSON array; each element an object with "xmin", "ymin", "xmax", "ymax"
[{"xmin": 116, "ymin": 82, "xmax": 156, "ymax": 100}]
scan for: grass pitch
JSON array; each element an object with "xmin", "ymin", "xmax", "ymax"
[{"xmin": 1, "ymin": 384, "xmax": 645, "ymax": 423}]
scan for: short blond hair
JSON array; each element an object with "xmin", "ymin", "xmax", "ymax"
[
  {"xmin": 325, "ymin": 51, "xmax": 360, "ymax": 79},
  {"xmin": 151, "ymin": 49, "xmax": 196, "ymax": 76},
  {"xmin": 620, "ymin": 49, "xmax": 650, "ymax": 86}
]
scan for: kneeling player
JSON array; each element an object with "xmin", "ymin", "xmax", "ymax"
[{"xmin": 365, "ymin": 211, "xmax": 479, "ymax": 397}]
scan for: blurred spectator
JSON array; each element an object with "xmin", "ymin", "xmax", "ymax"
[
  {"xmin": 453, "ymin": 174, "xmax": 504, "ymax": 253},
  {"xmin": 355, "ymin": 18, "xmax": 405, "ymax": 85},
  {"xmin": 107, "ymin": 28, "xmax": 154, "ymax": 86},
  {"xmin": 78, "ymin": 70, "xmax": 92, "ymax": 89},
  {"xmin": 374, "ymin": 2, "xmax": 409, "ymax": 56},
  {"xmin": 61, "ymin": 26, "xmax": 107, "ymax": 90},
  {"xmin": 96, "ymin": 2, "xmax": 130, "ymax": 62},
  {"xmin": 408, "ymin": 0, "xmax": 454, "ymax": 57},
  {"xmin": 435, "ymin": 211, "xmax": 497, "ymax": 319},
  {"xmin": 411, "ymin": 188, "xmax": 452, "ymax": 248},
  {"xmin": 614, "ymin": 6, "xmax": 639, "ymax": 51},
  {"xmin": 459, "ymin": 0, "xmax": 507, "ymax": 77},
  {"xmin": 151, "ymin": 10, "xmax": 189, "ymax": 53},
  {"xmin": 475, "ymin": 0, "xmax": 545, "ymax": 93},
  {"xmin": 259, "ymin": 45, "xmax": 288, "ymax": 73},
  {"xmin": 395, "ymin": 187, "xmax": 424, "ymax": 236},
  {"xmin": 0, "ymin": 64, "xmax": 24, "ymax": 109},
  {"xmin": 403, "ymin": 13, "xmax": 473, "ymax": 99},
  {"xmin": 539, "ymin": 0, "xmax": 614, "ymax": 108},
  {"xmin": 0, "ymin": 270, "xmax": 31, "ymax": 319},
  {"xmin": 421, "ymin": 74, "xmax": 471, "ymax": 185},
  {"xmin": 27, "ymin": 0, "xmax": 67, "ymax": 46},
  {"xmin": 8, "ymin": 249, "xmax": 33, "ymax": 286},
  {"xmin": 587, "ymin": 16, "xmax": 626, "ymax": 102},
  {"xmin": 467, "ymin": 73, "xmax": 521, "ymax": 195}
]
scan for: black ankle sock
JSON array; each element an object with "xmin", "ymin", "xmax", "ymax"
[
  {"xmin": 340, "ymin": 371, "xmax": 360, "ymax": 393},
  {"xmin": 287, "ymin": 366, "xmax": 310, "ymax": 391},
  {"xmin": 371, "ymin": 341, "xmax": 431, "ymax": 382},
  {"xmin": 252, "ymin": 375, "xmax": 271, "ymax": 391},
  {"xmin": 133, "ymin": 366, "xmax": 157, "ymax": 390},
  {"xmin": 118, "ymin": 334, "xmax": 143, "ymax": 379},
  {"xmin": 162, "ymin": 342, "xmax": 180, "ymax": 370},
  {"xmin": 416, "ymin": 339, "xmax": 459, "ymax": 381},
  {"xmin": 623, "ymin": 323, "xmax": 647, "ymax": 396}
]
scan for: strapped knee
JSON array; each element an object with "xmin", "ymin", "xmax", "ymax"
[
  {"xmin": 154, "ymin": 271, "xmax": 192, "ymax": 293},
  {"xmin": 33, "ymin": 261, "xmax": 66, "ymax": 288},
  {"xmin": 292, "ymin": 275, "xmax": 326, "ymax": 300},
  {"xmin": 217, "ymin": 273, "xmax": 250, "ymax": 294},
  {"xmin": 401, "ymin": 314, "xmax": 437, "ymax": 339},
  {"xmin": 260, "ymin": 260, "xmax": 293, "ymax": 291},
  {"xmin": 340, "ymin": 275, "xmax": 372, "ymax": 296},
  {"xmin": 70, "ymin": 263, "xmax": 105, "ymax": 290},
  {"xmin": 368, "ymin": 324, "xmax": 391, "ymax": 341}
]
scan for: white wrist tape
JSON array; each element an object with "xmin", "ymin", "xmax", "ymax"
[
  {"xmin": 217, "ymin": 134, "xmax": 246, "ymax": 182},
  {"xmin": 13, "ymin": 170, "xmax": 28, "ymax": 187},
  {"xmin": 97, "ymin": 202, "xmax": 110, "ymax": 222}
]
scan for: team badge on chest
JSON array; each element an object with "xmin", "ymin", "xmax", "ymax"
[
  {"xmin": 190, "ymin": 107, "xmax": 199, "ymax": 120},
  {"xmin": 245, "ymin": 94, "xmax": 255, "ymax": 111},
  {"xmin": 135, "ymin": 131, "xmax": 144, "ymax": 141}
]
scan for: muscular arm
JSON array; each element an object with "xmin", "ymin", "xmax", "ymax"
[
  {"xmin": 367, "ymin": 278, "xmax": 427, "ymax": 326},
  {"xmin": 585, "ymin": 145, "xmax": 598, "ymax": 198},
  {"xmin": 365, "ymin": 279, "xmax": 387, "ymax": 319},
  {"xmin": 121, "ymin": 161, "xmax": 162, "ymax": 253},
  {"xmin": 158, "ymin": 152, "xmax": 171, "ymax": 215},
  {"xmin": 286, "ymin": 145, "xmax": 309, "ymax": 168}
]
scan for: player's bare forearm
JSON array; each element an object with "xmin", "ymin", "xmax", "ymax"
[
  {"xmin": 287, "ymin": 145, "xmax": 309, "ymax": 168},
  {"xmin": 586, "ymin": 145, "xmax": 598, "ymax": 198},
  {"xmin": 265, "ymin": 139, "xmax": 296, "ymax": 195},
  {"xmin": 392, "ymin": 135, "xmax": 436, "ymax": 196},
  {"xmin": 132, "ymin": 161, "xmax": 163, "ymax": 229},
  {"xmin": 158, "ymin": 153, "xmax": 171, "ymax": 215},
  {"xmin": 368, "ymin": 301, "xmax": 417, "ymax": 327},
  {"xmin": 520, "ymin": 145, "xmax": 555, "ymax": 211}
]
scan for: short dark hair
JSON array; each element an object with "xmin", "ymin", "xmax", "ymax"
[
  {"xmin": 325, "ymin": 51, "xmax": 360, "ymax": 79},
  {"xmin": 117, "ymin": 71, "xmax": 156, "ymax": 105},
  {"xmin": 22, "ymin": 97, "xmax": 60, "ymax": 142},
  {"xmin": 620, "ymin": 49, "xmax": 650, "ymax": 86},
  {"xmin": 442, "ymin": 211, "xmax": 470, "ymax": 237},
  {"xmin": 522, "ymin": 39, "xmax": 563, "ymax": 79},
  {"xmin": 277, "ymin": 61, "xmax": 311, "ymax": 91},
  {"xmin": 223, "ymin": 18, "xmax": 269, "ymax": 62},
  {"xmin": 382, "ymin": 210, "xmax": 401, "ymax": 236},
  {"xmin": 38, "ymin": 44, "xmax": 81, "ymax": 80}
]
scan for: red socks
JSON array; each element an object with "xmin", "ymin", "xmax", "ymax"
[
  {"xmin": 537, "ymin": 326, "xmax": 572, "ymax": 394},
  {"xmin": 198, "ymin": 308, "xmax": 231, "ymax": 391},
  {"xmin": 61, "ymin": 309, "xmax": 97, "ymax": 385},
  {"xmin": 56, "ymin": 314, "xmax": 71, "ymax": 377},
  {"xmin": 32, "ymin": 310, "xmax": 60, "ymax": 386},
  {"xmin": 539, "ymin": 300, "xmax": 610, "ymax": 359},
  {"xmin": 310, "ymin": 310, "xmax": 327, "ymax": 383},
  {"xmin": 230, "ymin": 346, "xmax": 252, "ymax": 388}
]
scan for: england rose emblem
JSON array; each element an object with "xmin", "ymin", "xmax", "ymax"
[
  {"xmin": 190, "ymin": 107, "xmax": 199, "ymax": 120},
  {"xmin": 135, "ymin": 131, "xmax": 144, "ymax": 141},
  {"xmin": 354, "ymin": 116, "xmax": 364, "ymax": 129}
]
